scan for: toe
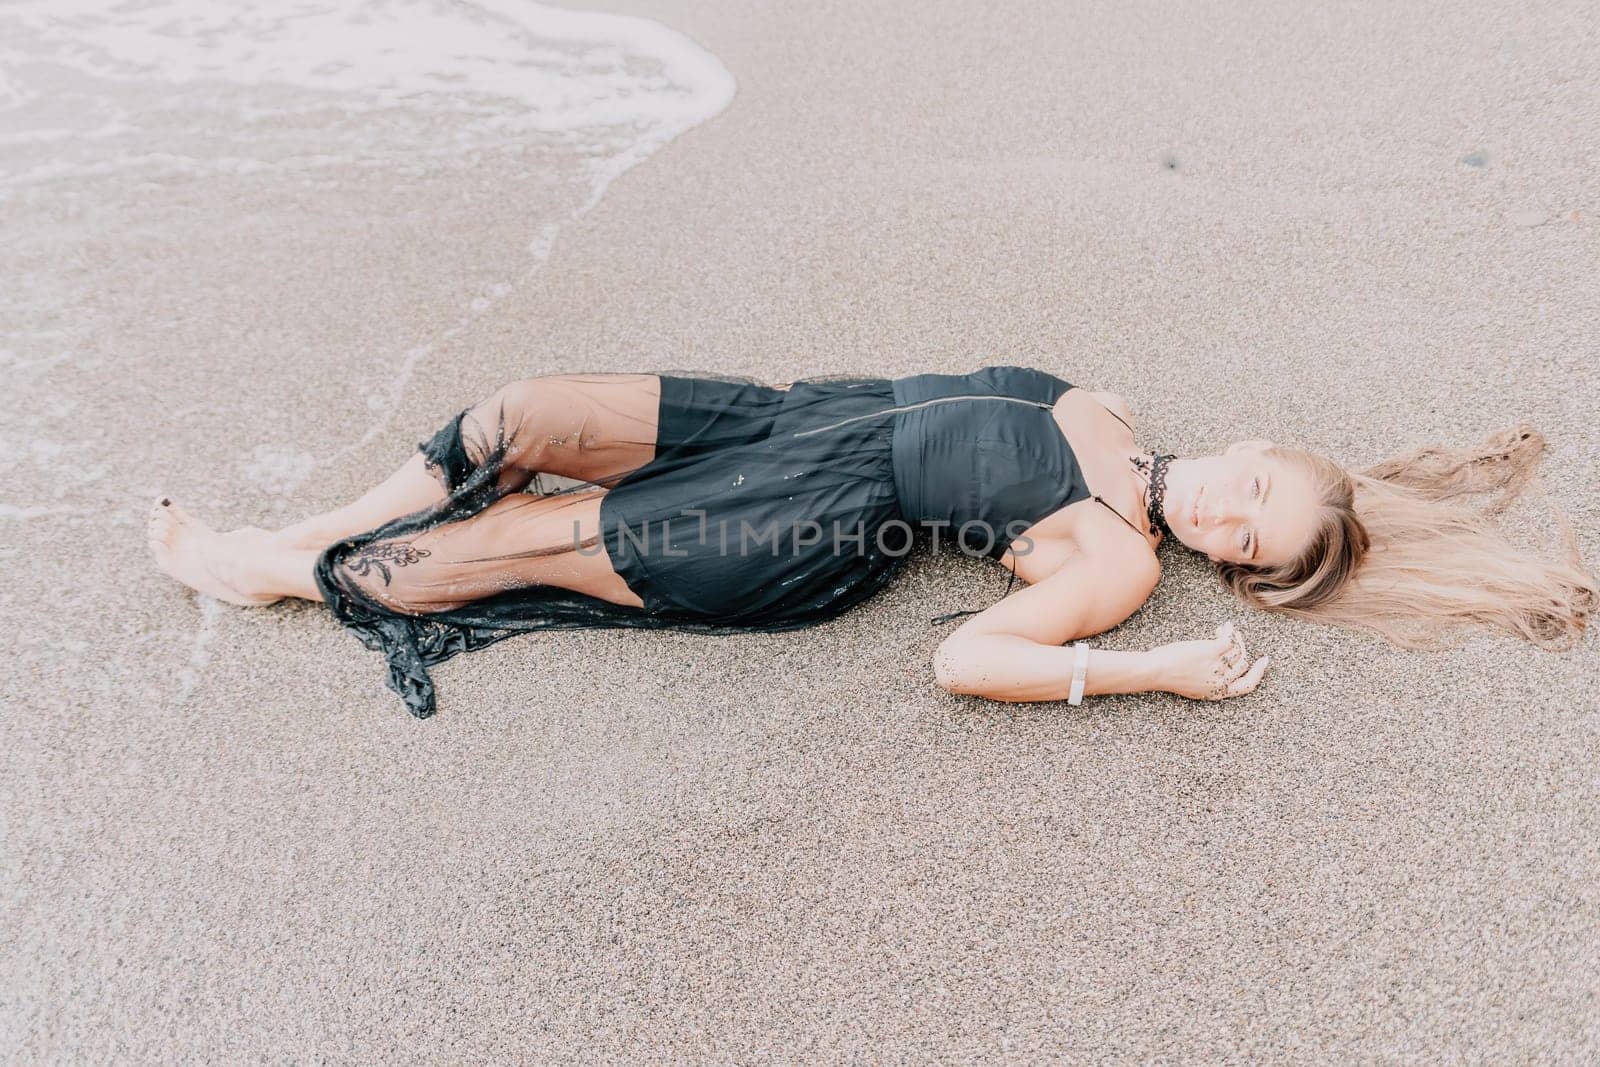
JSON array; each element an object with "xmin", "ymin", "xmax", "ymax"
[
  {"xmin": 148, "ymin": 503, "xmax": 170, "ymax": 541},
  {"xmin": 166, "ymin": 501, "xmax": 210, "ymax": 535}
]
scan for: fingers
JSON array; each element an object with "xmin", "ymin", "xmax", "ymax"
[
  {"xmin": 1223, "ymin": 637, "xmax": 1245, "ymax": 670},
  {"xmin": 1214, "ymin": 620, "xmax": 1245, "ymax": 653},
  {"xmin": 1222, "ymin": 648, "xmax": 1251, "ymax": 682},
  {"xmin": 1198, "ymin": 622, "xmax": 1268, "ymax": 700},
  {"xmin": 1223, "ymin": 655, "xmax": 1270, "ymax": 698},
  {"xmin": 1213, "ymin": 621, "xmax": 1248, "ymax": 670}
]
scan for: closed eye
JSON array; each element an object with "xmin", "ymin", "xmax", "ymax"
[{"xmin": 1248, "ymin": 472, "xmax": 1268, "ymax": 561}]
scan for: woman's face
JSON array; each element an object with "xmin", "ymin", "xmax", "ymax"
[{"xmin": 1163, "ymin": 442, "xmax": 1322, "ymax": 566}]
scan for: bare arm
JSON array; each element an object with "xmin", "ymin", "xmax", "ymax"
[
  {"xmin": 933, "ymin": 541, "xmax": 1159, "ymax": 701},
  {"xmin": 932, "ymin": 541, "xmax": 1269, "ymax": 703}
]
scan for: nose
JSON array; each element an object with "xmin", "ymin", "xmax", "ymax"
[{"xmin": 1203, "ymin": 492, "xmax": 1242, "ymax": 528}]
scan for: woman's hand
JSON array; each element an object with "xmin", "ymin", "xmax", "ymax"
[{"xmin": 1152, "ymin": 621, "xmax": 1270, "ymax": 701}]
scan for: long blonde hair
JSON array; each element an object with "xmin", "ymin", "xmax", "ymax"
[{"xmin": 1215, "ymin": 424, "xmax": 1598, "ymax": 650}]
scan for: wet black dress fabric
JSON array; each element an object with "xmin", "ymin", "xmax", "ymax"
[
  {"xmin": 890, "ymin": 365, "xmax": 1082, "ymax": 559},
  {"xmin": 313, "ymin": 365, "xmax": 1084, "ymax": 719},
  {"xmin": 599, "ymin": 375, "xmax": 908, "ymax": 622}
]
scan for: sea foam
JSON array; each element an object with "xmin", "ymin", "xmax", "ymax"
[
  {"xmin": 0, "ymin": 1, "xmax": 735, "ymax": 502},
  {"xmin": 1, "ymin": 0, "xmax": 735, "ymax": 182}
]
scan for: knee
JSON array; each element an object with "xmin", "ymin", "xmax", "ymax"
[{"xmin": 475, "ymin": 376, "xmax": 589, "ymax": 458}]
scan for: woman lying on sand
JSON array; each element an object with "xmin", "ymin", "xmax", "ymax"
[{"xmin": 147, "ymin": 366, "xmax": 1597, "ymax": 718}]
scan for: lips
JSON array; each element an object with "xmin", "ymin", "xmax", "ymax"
[{"xmin": 1192, "ymin": 485, "xmax": 1202, "ymax": 528}]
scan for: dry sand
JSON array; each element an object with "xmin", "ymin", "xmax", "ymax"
[{"xmin": 5, "ymin": 0, "xmax": 1599, "ymax": 1060}]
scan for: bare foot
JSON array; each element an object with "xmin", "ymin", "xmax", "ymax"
[{"xmin": 147, "ymin": 498, "xmax": 283, "ymax": 607}]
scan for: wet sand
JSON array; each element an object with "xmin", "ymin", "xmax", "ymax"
[{"xmin": 6, "ymin": 0, "xmax": 1599, "ymax": 1059}]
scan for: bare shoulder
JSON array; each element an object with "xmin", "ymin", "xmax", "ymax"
[
  {"xmin": 1087, "ymin": 390, "xmax": 1134, "ymax": 430},
  {"xmin": 961, "ymin": 532, "xmax": 1161, "ymax": 645},
  {"xmin": 1063, "ymin": 511, "xmax": 1162, "ymax": 594},
  {"xmin": 1062, "ymin": 537, "xmax": 1164, "ymax": 639},
  {"xmin": 1017, "ymin": 531, "xmax": 1158, "ymax": 588},
  {"xmin": 1090, "ymin": 534, "xmax": 1161, "ymax": 598},
  {"xmin": 1031, "ymin": 528, "xmax": 1160, "ymax": 600}
]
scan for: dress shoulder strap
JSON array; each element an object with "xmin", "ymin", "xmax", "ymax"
[
  {"xmin": 1091, "ymin": 494, "xmax": 1148, "ymax": 537},
  {"xmin": 1102, "ymin": 407, "xmax": 1134, "ymax": 435},
  {"xmin": 1078, "ymin": 394, "xmax": 1150, "ymax": 536},
  {"xmin": 1080, "ymin": 391, "xmax": 1135, "ymax": 436},
  {"xmin": 928, "ymin": 494, "xmax": 1153, "ymax": 625}
]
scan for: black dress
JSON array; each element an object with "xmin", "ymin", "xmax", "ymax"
[{"xmin": 314, "ymin": 365, "xmax": 1091, "ymax": 718}]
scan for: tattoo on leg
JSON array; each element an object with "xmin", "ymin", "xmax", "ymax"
[{"xmin": 346, "ymin": 541, "xmax": 432, "ymax": 586}]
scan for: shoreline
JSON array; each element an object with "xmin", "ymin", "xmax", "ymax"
[{"xmin": 5, "ymin": 0, "xmax": 1597, "ymax": 1059}]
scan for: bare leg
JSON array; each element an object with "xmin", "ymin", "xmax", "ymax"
[
  {"xmin": 324, "ymin": 488, "xmax": 641, "ymax": 612},
  {"xmin": 147, "ymin": 488, "xmax": 640, "ymax": 608},
  {"xmin": 274, "ymin": 372, "xmax": 661, "ymax": 551},
  {"xmin": 273, "ymin": 452, "xmax": 445, "ymax": 551},
  {"xmin": 148, "ymin": 372, "xmax": 661, "ymax": 606}
]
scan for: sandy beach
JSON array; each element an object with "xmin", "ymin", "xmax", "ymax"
[{"xmin": 5, "ymin": 0, "xmax": 1599, "ymax": 1059}]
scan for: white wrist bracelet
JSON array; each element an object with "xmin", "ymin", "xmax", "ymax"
[{"xmin": 1068, "ymin": 641, "xmax": 1089, "ymax": 705}]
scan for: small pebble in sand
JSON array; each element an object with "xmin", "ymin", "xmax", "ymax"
[
  {"xmin": 1509, "ymin": 209, "xmax": 1547, "ymax": 228},
  {"xmin": 1460, "ymin": 150, "xmax": 1489, "ymax": 168},
  {"xmin": 1160, "ymin": 154, "xmax": 1180, "ymax": 171}
]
